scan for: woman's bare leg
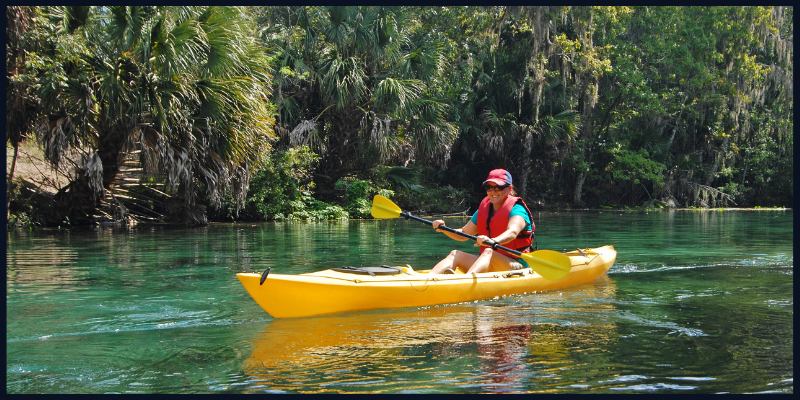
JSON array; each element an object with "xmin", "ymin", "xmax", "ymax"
[
  {"xmin": 431, "ymin": 250, "xmax": 477, "ymax": 274},
  {"xmin": 466, "ymin": 248, "xmax": 495, "ymax": 274},
  {"xmin": 487, "ymin": 251, "xmax": 522, "ymax": 272},
  {"xmin": 467, "ymin": 250, "xmax": 521, "ymax": 273}
]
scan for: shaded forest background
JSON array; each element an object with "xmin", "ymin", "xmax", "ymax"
[{"xmin": 5, "ymin": 6, "xmax": 793, "ymax": 227}]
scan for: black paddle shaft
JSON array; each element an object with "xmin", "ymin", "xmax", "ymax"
[{"xmin": 399, "ymin": 211, "xmax": 523, "ymax": 257}]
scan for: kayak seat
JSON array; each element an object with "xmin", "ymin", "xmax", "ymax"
[{"xmin": 331, "ymin": 265, "xmax": 403, "ymax": 276}]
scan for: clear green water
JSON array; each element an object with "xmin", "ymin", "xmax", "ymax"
[{"xmin": 6, "ymin": 210, "xmax": 793, "ymax": 393}]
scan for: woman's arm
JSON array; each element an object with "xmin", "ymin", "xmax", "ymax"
[
  {"xmin": 432, "ymin": 219, "xmax": 478, "ymax": 242},
  {"xmin": 483, "ymin": 216, "xmax": 526, "ymax": 245}
]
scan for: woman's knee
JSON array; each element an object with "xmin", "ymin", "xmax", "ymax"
[
  {"xmin": 453, "ymin": 250, "xmax": 476, "ymax": 264},
  {"xmin": 487, "ymin": 253, "xmax": 516, "ymax": 272}
]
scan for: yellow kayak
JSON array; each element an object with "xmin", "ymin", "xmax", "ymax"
[{"xmin": 237, "ymin": 245, "xmax": 616, "ymax": 318}]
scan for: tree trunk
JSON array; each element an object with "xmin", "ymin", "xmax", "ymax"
[
  {"xmin": 8, "ymin": 143, "xmax": 19, "ymax": 188},
  {"xmin": 51, "ymin": 177, "xmax": 103, "ymax": 225},
  {"xmin": 98, "ymin": 129, "xmax": 127, "ymax": 188},
  {"xmin": 49, "ymin": 127, "xmax": 129, "ymax": 225},
  {"xmin": 516, "ymin": 161, "xmax": 530, "ymax": 200},
  {"xmin": 7, "ymin": 143, "xmax": 20, "ymax": 217},
  {"xmin": 573, "ymin": 171, "xmax": 586, "ymax": 206},
  {"xmin": 704, "ymin": 136, "xmax": 729, "ymax": 186}
]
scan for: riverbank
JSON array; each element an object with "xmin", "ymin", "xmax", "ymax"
[
  {"xmin": 8, "ymin": 207, "xmax": 792, "ymax": 233},
  {"xmin": 6, "ymin": 140, "xmax": 75, "ymax": 194},
  {"xmin": 6, "ymin": 140, "xmax": 791, "ymax": 231}
]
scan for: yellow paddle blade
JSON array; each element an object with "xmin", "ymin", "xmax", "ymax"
[
  {"xmin": 371, "ymin": 195, "xmax": 402, "ymax": 219},
  {"xmin": 520, "ymin": 250, "xmax": 572, "ymax": 281}
]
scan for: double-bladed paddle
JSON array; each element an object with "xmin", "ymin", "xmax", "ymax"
[{"xmin": 370, "ymin": 194, "xmax": 571, "ymax": 280}]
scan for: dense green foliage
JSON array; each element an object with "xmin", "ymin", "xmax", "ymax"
[
  {"xmin": 6, "ymin": 6, "xmax": 793, "ymax": 226},
  {"xmin": 253, "ymin": 7, "xmax": 460, "ymax": 189},
  {"xmin": 213, "ymin": 146, "xmax": 348, "ymax": 221},
  {"xmin": 7, "ymin": 6, "xmax": 276, "ymax": 225},
  {"xmin": 255, "ymin": 6, "xmax": 792, "ymax": 211}
]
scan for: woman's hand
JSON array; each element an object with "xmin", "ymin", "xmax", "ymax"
[
  {"xmin": 475, "ymin": 235, "xmax": 497, "ymax": 248},
  {"xmin": 435, "ymin": 220, "xmax": 476, "ymax": 242}
]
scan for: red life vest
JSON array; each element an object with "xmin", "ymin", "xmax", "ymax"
[{"xmin": 476, "ymin": 195, "xmax": 535, "ymax": 258}]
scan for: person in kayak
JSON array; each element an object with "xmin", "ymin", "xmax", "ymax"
[{"xmin": 430, "ymin": 168, "xmax": 535, "ymax": 274}]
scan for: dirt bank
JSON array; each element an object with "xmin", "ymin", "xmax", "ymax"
[{"xmin": 6, "ymin": 140, "xmax": 78, "ymax": 192}]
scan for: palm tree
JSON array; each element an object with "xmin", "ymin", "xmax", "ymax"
[
  {"xmin": 22, "ymin": 6, "xmax": 275, "ymax": 225},
  {"xmin": 257, "ymin": 6, "xmax": 457, "ymax": 193}
]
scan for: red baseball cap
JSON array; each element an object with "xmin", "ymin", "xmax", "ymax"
[{"xmin": 483, "ymin": 169, "xmax": 512, "ymax": 186}]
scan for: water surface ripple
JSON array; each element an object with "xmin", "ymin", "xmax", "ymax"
[{"xmin": 6, "ymin": 210, "xmax": 793, "ymax": 393}]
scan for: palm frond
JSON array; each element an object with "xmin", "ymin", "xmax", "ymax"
[
  {"xmin": 374, "ymin": 77, "xmax": 423, "ymax": 115},
  {"xmin": 411, "ymin": 120, "xmax": 458, "ymax": 167},
  {"xmin": 324, "ymin": 6, "xmax": 356, "ymax": 54},
  {"xmin": 320, "ymin": 55, "xmax": 367, "ymax": 110},
  {"xmin": 51, "ymin": 5, "xmax": 91, "ymax": 34},
  {"xmin": 384, "ymin": 166, "xmax": 425, "ymax": 192},
  {"xmin": 539, "ymin": 109, "xmax": 579, "ymax": 145}
]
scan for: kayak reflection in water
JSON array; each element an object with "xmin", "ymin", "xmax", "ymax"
[{"xmin": 431, "ymin": 169, "xmax": 536, "ymax": 274}]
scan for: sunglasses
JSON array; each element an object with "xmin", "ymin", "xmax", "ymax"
[{"xmin": 484, "ymin": 184, "xmax": 509, "ymax": 192}]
